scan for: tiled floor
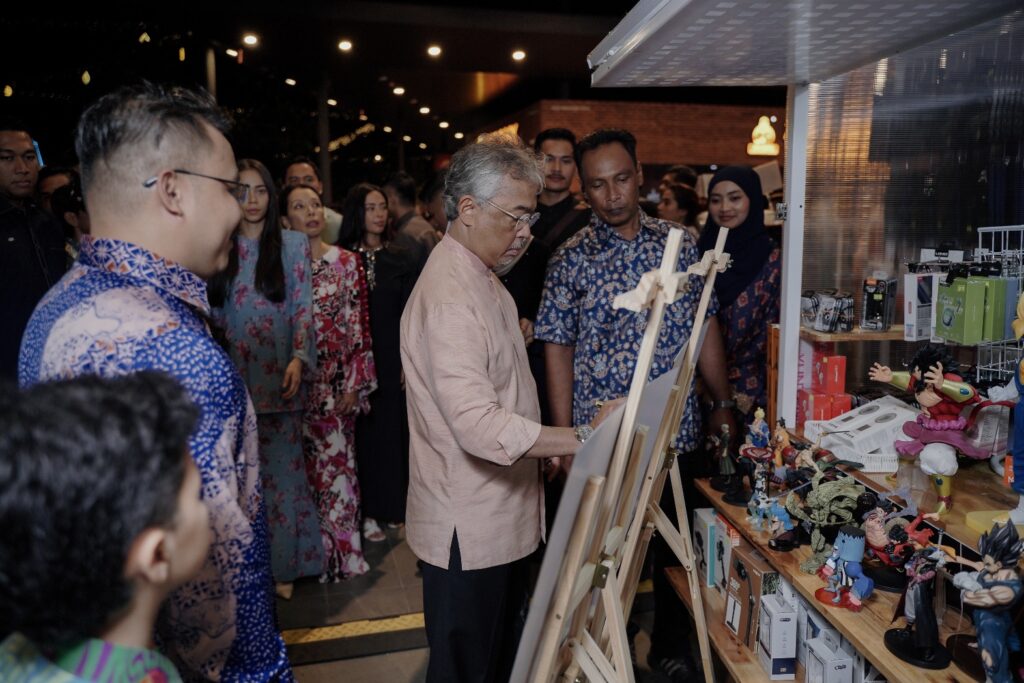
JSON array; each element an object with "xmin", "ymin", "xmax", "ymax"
[{"xmin": 283, "ymin": 526, "xmax": 682, "ymax": 683}]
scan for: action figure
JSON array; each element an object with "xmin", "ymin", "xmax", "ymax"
[
  {"xmin": 772, "ymin": 418, "xmax": 793, "ymax": 468},
  {"xmin": 710, "ymin": 423, "xmax": 748, "ymax": 505},
  {"xmin": 946, "ymin": 521, "xmax": 1024, "ymax": 683},
  {"xmin": 816, "ymin": 525, "xmax": 875, "ymax": 611},
  {"xmin": 869, "ymin": 345, "xmax": 996, "ymax": 515},
  {"xmin": 885, "ymin": 546, "xmax": 951, "ymax": 668},
  {"xmin": 767, "ymin": 500, "xmax": 804, "ymax": 551},
  {"xmin": 746, "ymin": 462, "xmax": 773, "ymax": 531},
  {"xmin": 747, "ymin": 407, "xmax": 770, "ymax": 448}
]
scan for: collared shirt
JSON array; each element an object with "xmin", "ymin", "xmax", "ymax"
[
  {"xmin": 400, "ymin": 234, "xmax": 544, "ymax": 570},
  {"xmin": 532, "ymin": 194, "xmax": 591, "ymax": 250},
  {"xmin": 0, "ymin": 634, "xmax": 183, "ymax": 683},
  {"xmin": 535, "ymin": 211, "xmax": 717, "ymax": 451},
  {"xmin": 18, "ymin": 237, "xmax": 292, "ymax": 683}
]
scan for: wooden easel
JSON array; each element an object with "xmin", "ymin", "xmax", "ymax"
[{"xmin": 527, "ymin": 227, "xmax": 730, "ymax": 682}]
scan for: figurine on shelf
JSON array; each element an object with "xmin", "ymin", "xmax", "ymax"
[
  {"xmin": 860, "ymin": 491, "xmax": 940, "ymax": 592},
  {"xmin": 946, "ymin": 521, "xmax": 1024, "ymax": 683},
  {"xmin": 709, "ymin": 423, "xmax": 749, "ymax": 506},
  {"xmin": 746, "ymin": 461, "xmax": 774, "ymax": 531},
  {"xmin": 1008, "ymin": 294, "xmax": 1024, "ymax": 523},
  {"xmin": 869, "ymin": 345, "xmax": 983, "ymax": 515},
  {"xmin": 747, "ymin": 406, "xmax": 771, "ymax": 448},
  {"xmin": 815, "ymin": 524, "xmax": 874, "ymax": 611},
  {"xmin": 885, "ymin": 546, "xmax": 952, "ymax": 669},
  {"xmin": 772, "ymin": 417, "xmax": 794, "ymax": 468},
  {"xmin": 768, "ymin": 499, "xmax": 804, "ymax": 551}
]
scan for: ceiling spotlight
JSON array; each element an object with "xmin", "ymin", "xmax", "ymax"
[
  {"xmin": 338, "ymin": 39, "xmax": 353, "ymax": 52},
  {"xmin": 419, "ymin": 143, "xmax": 427, "ymax": 150},
  {"xmin": 512, "ymin": 49, "xmax": 526, "ymax": 61},
  {"xmin": 454, "ymin": 132, "xmax": 464, "ymax": 139},
  {"xmin": 402, "ymin": 135, "xmax": 412, "ymax": 142},
  {"xmin": 327, "ymin": 98, "xmax": 338, "ymax": 106},
  {"xmin": 243, "ymin": 33, "xmax": 259, "ymax": 47},
  {"xmin": 373, "ymin": 154, "xmax": 383, "ymax": 162},
  {"xmin": 393, "ymin": 86, "xmax": 406, "ymax": 95},
  {"xmin": 427, "ymin": 45, "xmax": 442, "ymax": 57},
  {"xmin": 285, "ymin": 78, "xmax": 297, "ymax": 86},
  {"xmin": 439, "ymin": 121, "xmax": 449, "ymax": 129},
  {"xmin": 383, "ymin": 126, "xmax": 393, "ymax": 133},
  {"xmin": 225, "ymin": 48, "xmax": 239, "ymax": 57},
  {"xmin": 419, "ymin": 106, "xmax": 430, "ymax": 115}
]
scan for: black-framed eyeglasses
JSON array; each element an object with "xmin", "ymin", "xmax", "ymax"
[
  {"xmin": 480, "ymin": 196, "xmax": 540, "ymax": 230},
  {"xmin": 143, "ymin": 169, "xmax": 249, "ymax": 203}
]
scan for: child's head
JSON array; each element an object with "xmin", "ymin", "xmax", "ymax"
[{"xmin": 0, "ymin": 372, "xmax": 211, "ymax": 650}]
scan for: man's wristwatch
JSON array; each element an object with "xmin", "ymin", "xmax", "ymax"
[
  {"xmin": 713, "ymin": 399, "xmax": 737, "ymax": 411},
  {"xmin": 574, "ymin": 424, "xmax": 594, "ymax": 444}
]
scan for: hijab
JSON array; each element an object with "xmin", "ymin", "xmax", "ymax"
[{"xmin": 697, "ymin": 166, "xmax": 775, "ymax": 308}]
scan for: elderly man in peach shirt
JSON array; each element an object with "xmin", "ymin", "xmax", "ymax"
[{"xmin": 400, "ymin": 134, "xmax": 614, "ymax": 683}]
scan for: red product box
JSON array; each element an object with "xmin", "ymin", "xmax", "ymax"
[
  {"xmin": 829, "ymin": 393, "xmax": 852, "ymax": 419},
  {"xmin": 797, "ymin": 389, "xmax": 830, "ymax": 427},
  {"xmin": 811, "ymin": 353, "xmax": 846, "ymax": 394}
]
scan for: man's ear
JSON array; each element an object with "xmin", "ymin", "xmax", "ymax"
[
  {"xmin": 636, "ymin": 165, "xmax": 644, "ymax": 189},
  {"xmin": 124, "ymin": 527, "xmax": 171, "ymax": 586},
  {"xmin": 456, "ymin": 195, "xmax": 476, "ymax": 228},
  {"xmin": 155, "ymin": 171, "xmax": 185, "ymax": 218}
]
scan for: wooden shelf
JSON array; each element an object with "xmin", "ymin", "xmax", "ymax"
[
  {"xmin": 693, "ymin": 479, "xmax": 977, "ymax": 683},
  {"xmin": 666, "ymin": 566, "xmax": 773, "ymax": 683},
  {"xmin": 798, "ymin": 324, "xmax": 906, "ymax": 343}
]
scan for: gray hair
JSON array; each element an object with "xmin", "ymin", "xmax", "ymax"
[{"xmin": 443, "ymin": 133, "xmax": 544, "ymax": 221}]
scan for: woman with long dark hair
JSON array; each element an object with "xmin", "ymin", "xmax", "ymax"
[
  {"xmin": 658, "ymin": 182, "xmax": 701, "ymax": 241},
  {"xmin": 339, "ymin": 183, "xmax": 421, "ymax": 539},
  {"xmin": 283, "ymin": 183, "xmax": 376, "ymax": 580},
  {"xmin": 210, "ymin": 159, "xmax": 322, "ymax": 597}
]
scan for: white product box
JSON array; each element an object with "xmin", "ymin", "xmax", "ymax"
[
  {"xmin": 805, "ymin": 637, "xmax": 853, "ymax": 683},
  {"xmin": 819, "ymin": 396, "xmax": 920, "ymax": 473},
  {"xmin": 797, "ymin": 600, "xmax": 838, "ymax": 666},
  {"xmin": 693, "ymin": 508, "xmax": 716, "ymax": 588},
  {"xmin": 903, "ymin": 272, "xmax": 941, "ymax": 342},
  {"xmin": 777, "ymin": 576, "xmax": 798, "ymax": 609},
  {"xmin": 852, "ymin": 648, "xmax": 888, "ymax": 683},
  {"xmin": 713, "ymin": 514, "xmax": 741, "ymax": 594},
  {"xmin": 757, "ymin": 594, "xmax": 797, "ymax": 680}
]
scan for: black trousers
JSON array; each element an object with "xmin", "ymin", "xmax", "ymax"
[{"xmin": 421, "ymin": 532, "xmax": 530, "ymax": 683}]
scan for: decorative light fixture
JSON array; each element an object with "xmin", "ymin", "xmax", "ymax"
[
  {"xmin": 327, "ymin": 98, "xmax": 338, "ymax": 106},
  {"xmin": 285, "ymin": 78, "xmax": 297, "ymax": 86},
  {"xmin": 427, "ymin": 45, "xmax": 442, "ymax": 57},
  {"xmin": 225, "ymin": 48, "xmax": 239, "ymax": 57},
  {"xmin": 402, "ymin": 135, "xmax": 412, "ymax": 142},
  {"xmin": 373, "ymin": 154, "xmax": 383, "ymax": 162},
  {"xmin": 179, "ymin": 47, "xmax": 186, "ymax": 62},
  {"xmin": 746, "ymin": 116, "xmax": 780, "ymax": 156},
  {"xmin": 383, "ymin": 126, "xmax": 393, "ymax": 133},
  {"xmin": 359, "ymin": 112, "xmax": 368, "ymax": 121},
  {"xmin": 419, "ymin": 143, "xmax": 427, "ymax": 150},
  {"xmin": 393, "ymin": 86, "xmax": 405, "ymax": 95},
  {"xmin": 439, "ymin": 121, "xmax": 449, "ymax": 129},
  {"xmin": 81, "ymin": 70, "xmax": 91, "ymax": 85},
  {"xmin": 338, "ymin": 39, "xmax": 353, "ymax": 52},
  {"xmin": 419, "ymin": 106, "xmax": 430, "ymax": 115},
  {"xmin": 243, "ymin": 33, "xmax": 259, "ymax": 47},
  {"xmin": 454, "ymin": 132, "xmax": 464, "ymax": 140},
  {"xmin": 512, "ymin": 49, "xmax": 526, "ymax": 61},
  {"xmin": 3, "ymin": 85, "xmax": 12, "ymax": 98},
  {"xmin": 138, "ymin": 32, "xmax": 151, "ymax": 44}
]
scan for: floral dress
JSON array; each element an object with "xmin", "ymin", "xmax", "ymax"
[
  {"xmin": 216, "ymin": 231, "xmax": 324, "ymax": 583},
  {"xmin": 304, "ymin": 245, "xmax": 377, "ymax": 580}
]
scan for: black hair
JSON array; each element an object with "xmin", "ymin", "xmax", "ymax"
[
  {"xmin": 908, "ymin": 344, "xmax": 959, "ymax": 391},
  {"xmin": 534, "ymin": 128, "xmax": 577, "ymax": 153},
  {"xmin": 419, "ymin": 171, "xmax": 447, "ymax": 204},
  {"xmin": 37, "ymin": 166, "xmax": 75, "ymax": 186},
  {"xmin": 575, "ymin": 129, "xmax": 638, "ymax": 182},
  {"xmin": 50, "ymin": 173, "xmax": 86, "ymax": 242},
  {"xmin": 661, "ymin": 182, "xmax": 700, "ymax": 226},
  {"xmin": 978, "ymin": 521, "xmax": 1024, "ymax": 568},
  {"xmin": 0, "ymin": 118, "xmax": 30, "ymax": 137},
  {"xmin": 209, "ymin": 159, "xmax": 285, "ymax": 306},
  {"xmin": 283, "ymin": 156, "xmax": 321, "ymax": 185},
  {"xmin": 75, "ymin": 81, "xmax": 230, "ymax": 195},
  {"xmin": 0, "ymin": 372, "xmax": 199, "ymax": 650},
  {"xmin": 665, "ymin": 164, "xmax": 698, "ymax": 188},
  {"xmin": 383, "ymin": 171, "xmax": 418, "ymax": 208},
  {"xmin": 339, "ymin": 182, "xmax": 395, "ymax": 248}
]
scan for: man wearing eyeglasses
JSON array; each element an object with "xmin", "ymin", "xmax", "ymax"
[
  {"xmin": 19, "ymin": 83, "xmax": 293, "ymax": 682},
  {"xmin": 400, "ymin": 133, "xmax": 618, "ymax": 683}
]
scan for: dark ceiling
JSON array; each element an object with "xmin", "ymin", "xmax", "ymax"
[{"xmin": 2, "ymin": 3, "xmax": 785, "ymax": 189}]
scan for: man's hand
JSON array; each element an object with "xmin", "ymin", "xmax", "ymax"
[
  {"xmin": 868, "ymin": 363, "xmax": 892, "ymax": 384},
  {"xmin": 592, "ymin": 397, "xmax": 625, "ymax": 428},
  {"xmin": 519, "ymin": 318, "xmax": 535, "ymax": 346},
  {"xmin": 338, "ymin": 391, "xmax": 358, "ymax": 415},
  {"xmin": 281, "ymin": 357, "xmax": 303, "ymax": 399}
]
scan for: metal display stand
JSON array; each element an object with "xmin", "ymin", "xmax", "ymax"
[{"xmin": 974, "ymin": 225, "xmax": 1024, "ymax": 383}]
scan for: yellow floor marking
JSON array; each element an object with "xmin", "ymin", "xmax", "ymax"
[{"xmin": 282, "ymin": 612, "xmax": 425, "ymax": 645}]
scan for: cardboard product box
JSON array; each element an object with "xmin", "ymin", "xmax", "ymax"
[
  {"xmin": 693, "ymin": 508, "xmax": 716, "ymax": 588},
  {"xmin": 757, "ymin": 593, "xmax": 797, "ymax": 680},
  {"xmin": 920, "ymin": 247, "xmax": 968, "ymax": 263},
  {"xmin": 798, "ymin": 339, "xmax": 830, "ymax": 390},
  {"xmin": 814, "ymin": 290, "xmax": 855, "ymax": 333},
  {"xmin": 852, "ymin": 648, "xmax": 888, "ymax": 683},
  {"xmin": 724, "ymin": 542, "xmax": 780, "ymax": 648},
  {"xmin": 713, "ymin": 514, "xmax": 741, "ymax": 594},
  {"xmin": 903, "ymin": 272, "xmax": 941, "ymax": 342},
  {"xmin": 819, "ymin": 396, "xmax": 921, "ymax": 473},
  {"xmin": 935, "ymin": 277, "xmax": 985, "ymax": 345},
  {"xmin": 1004, "ymin": 277, "xmax": 1020, "ymax": 340},
  {"xmin": 829, "ymin": 393, "xmax": 853, "ymax": 419},
  {"xmin": 797, "ymin": 389, "xmax": 831, "ymax": 428},
  {"xmin": 777, "ymin": 576, "xmax": 799, "ymax": 609},
  {"xmin": 812, "ymin": 353, "xmax": 846, "ymax": 394},
  {"xmin": 797, "ymin": 600, "xmax": 838, "ymax": 666},
  {"xmin": 861, "ymin": 276, "xmax": 898, "ymax": 331},
  {"xmin": 974, "ymin": 276, "xmax": 1007, "ymax": 342},
  {"xmin": 805, "ymin": 637, "xmax": 853, "ymax": 683}
]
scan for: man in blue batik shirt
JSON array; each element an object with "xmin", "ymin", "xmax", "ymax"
[
  {"xmin": 535, "ymin": 128, "xmax": 736, "ymax": 682},
  {"xmin": 19, "ymin": 83, "xmax": 292, "ymax": 682}
]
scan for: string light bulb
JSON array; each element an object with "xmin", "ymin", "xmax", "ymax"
[{"xmin": 393, "ymin": 86, "xmax": 405, "ymax": 95}]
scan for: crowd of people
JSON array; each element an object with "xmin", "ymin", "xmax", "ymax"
[{"xmin": 0, "ymin": 81, "xmax": 780, "ymax": 683}]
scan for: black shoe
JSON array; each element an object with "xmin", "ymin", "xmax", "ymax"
[{"xmin": 648, "ymin": 653, "xmax": 704, "ymax": 683}]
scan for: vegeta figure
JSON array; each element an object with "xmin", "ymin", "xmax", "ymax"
[
  {"xmin": 949, "ymin": 522, "xmax": 1024, "ymax": 683},
  {"xmin": 816, "ymin": 525, "xmax": 875, "ymax": 612}
]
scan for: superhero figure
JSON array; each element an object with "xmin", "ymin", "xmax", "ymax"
[{"xmin": 885, "ymin": 546, "xmax": 952, "ymax": 669}]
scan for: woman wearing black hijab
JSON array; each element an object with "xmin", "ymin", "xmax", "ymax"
[{"xmin": 698, "ymin": 166, "xmax": 781, "ymax": 422}]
